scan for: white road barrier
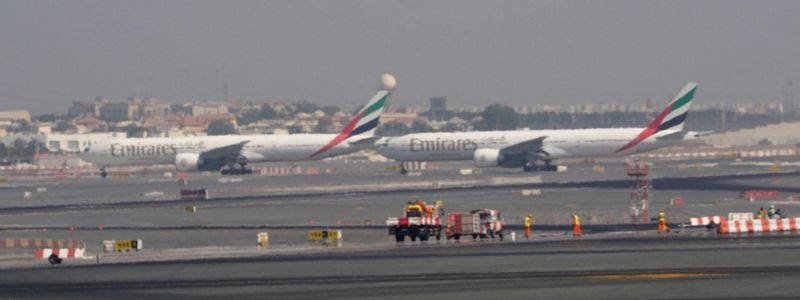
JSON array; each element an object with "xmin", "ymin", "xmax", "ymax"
[
  {"xmin": 689, "ymin": 216, "xmax": 723, "ymax": 226},
  {"xmin": 34, "ymin": 248, "xmax": 85, "ymax": 259},
  {"xmin": 719, "ymin": 218, "xmax": 800, "ymax": 234}
]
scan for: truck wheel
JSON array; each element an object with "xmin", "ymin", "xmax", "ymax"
[
  {"xmin": 420, "ymin": 234, "xmax": 429, "ymax": 241},
  {"xmin": 395, "ymin": 232, "xmax": 405, "ymax": 242},
  {"xmin": 410, "ymin": 234, "xmax": 417, "ymax": 242},
  {"xmin": 454, "ymin": 234, "xmax": 461, "ymax": 240},
  {"xmin": 48, "ymin": 254, "xmax": 62, "ymax": 265},
  {"xmin": 436, "ymin": 233, "xmax": 441, "ymax": 241},
  {"xmin": 472, "ymin": 234, "xmax": 478, "ymax": 240}
]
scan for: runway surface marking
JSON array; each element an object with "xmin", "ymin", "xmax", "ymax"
[{"xmin": 583, "ymin": 272, "xmax": 728, "ymax": 280}]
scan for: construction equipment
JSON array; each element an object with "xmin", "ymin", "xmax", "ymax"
[
  {"xmin": 446, "ymin": 209, "xmax": 504, "ymax": 241},
  {"xmin": 386, "ymin": 200, "xmax": 444, "ymax": 242}
]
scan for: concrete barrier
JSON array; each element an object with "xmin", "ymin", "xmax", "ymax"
[
  {"xmin": 0, "ymin": 239, "xmax": 85, "ymax": 249},
  {"xmin": 689, "ymin": 216, "xmax": 722, "ymax": 226},
  {"xmin": 34, "ymin": 248, "xmax": 85, "ymax": 259},
  {"xmin": 719, "ymin": 218, "xmax": 800, "ymax": 234}
]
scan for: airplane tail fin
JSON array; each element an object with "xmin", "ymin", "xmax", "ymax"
[
  {"xmin": 615, "ymin": 82, "xmax": 697, "ymax": 153},
  {"xmin": 346, "ymin": 88, "xmax": 390, "ymax": 138},
  {"xmin": 309, "ymin": 74, "xmax": 394, "ymax": 158},
  {"xmin": 652, "ymin": 82, "xmax": 697, "ymax": 132},
  {"xmin": 345, "ymin": 73, "xmax": 395, "ymax": 138}
]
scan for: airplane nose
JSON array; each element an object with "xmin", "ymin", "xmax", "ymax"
[{"xmin": 78, "ymin": 147, "xmax": 94, "ymax": 161}]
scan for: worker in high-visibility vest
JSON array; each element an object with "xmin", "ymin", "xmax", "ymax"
[
  {"xmin": 572, "ymin": 213, "xmax": 582, "ymax": 237},
  {"xmin": 757, "ymin": 207, "xmax": 765, "ymax": 219},
  {"xmin": 425, "ymin": 206, "xmax": 435, "ymax": 218},
  {"xmin": 445, "ymin": 223, "xmax": 453, "ymax": 240},
  {"xmin": 523, "ymin": 214, "xmax": 532, "ymax": 239},
  {"xmin": 657, "ymin": 209, "xmax": 668, "ymax": 233}
]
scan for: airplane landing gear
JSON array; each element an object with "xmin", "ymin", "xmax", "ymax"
[
  {"xmin": 221, "ymin": 163, "xmax": 253, "ymax": 175},
  {"xmin": 522, "ymin": 160, "xmax": 558, "ymax": 172}
]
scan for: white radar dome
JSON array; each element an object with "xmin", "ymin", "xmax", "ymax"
[{"xmin": 379, "ymin": 73, "xmax": 397, "ymax": 90}]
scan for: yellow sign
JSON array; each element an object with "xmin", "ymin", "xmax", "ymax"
[
  {"xmin": 115, "ymin": 240, "xmax": 132, "ymax": 250},
  {"xmin": 308, "ymin": 230, "xmax": 342, "ymax": 241}
]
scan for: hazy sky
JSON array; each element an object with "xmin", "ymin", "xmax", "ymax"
[{"xmin": 1, "ymin": 0, "xmax": 799, "ymax": 114}]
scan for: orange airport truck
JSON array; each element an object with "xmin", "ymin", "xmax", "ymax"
[
  {"xmin": 446, "ymin": 209, "xmax": 504, "ymax": 241},
  {"xmin": 386, "ymin": 200, "xmax": 444, "ymax": 242}
]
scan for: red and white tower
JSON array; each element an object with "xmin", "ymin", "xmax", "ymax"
[{"xmin": 626, "ymin": 160, "xmax": 651, "ymax": 223}]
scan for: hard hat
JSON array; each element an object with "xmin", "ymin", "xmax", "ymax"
[
  {"xmin": 528, "ymin": 214, "xmax": 532, "ymax": 217},
  {"xmin": 659, "ymin": 208, "xmax": 664, "ymax": 212}
]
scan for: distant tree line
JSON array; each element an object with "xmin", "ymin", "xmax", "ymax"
[
  {"xmin": 416, "ymin": 104, "xmax": 798, "ymax": 133},
  {"xmin": 0, "ymin": 139, "xmax": 47, "ymax": 160}
]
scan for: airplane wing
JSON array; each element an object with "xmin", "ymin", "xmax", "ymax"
[
  {"xmin": 656, "ymin": 130, "xmax": 715, "ymax": 141},
  {"xmin": 199, "ymin": 140, "xmax": 250, "ymax": 164},
  {"xmin": 499, "ymin": 136, "xmax": 549, "ymax": 157}
]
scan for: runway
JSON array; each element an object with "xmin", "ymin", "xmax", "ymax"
[
  {"xmin": 2, "ymin": 234, "xmax": 800, "ymax": 299},
  {"xmin": 1, "ymin": 159, "xmax": 800, "ymax": 298}
]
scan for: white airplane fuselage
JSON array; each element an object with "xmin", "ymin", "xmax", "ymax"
[
  {"xmin": 81, "ymin": 134, "xmax": 365, "ymax": 167},
  {"xmin": 378, "ymin": 128, "xmax": 693, "ymax": 162}
]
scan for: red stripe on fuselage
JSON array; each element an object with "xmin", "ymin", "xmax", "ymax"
[
  {"xmin": 309, "ymin": 111, "xmax": 365, "ymax": 158},
  {"xmin": 614, "ymin": 103, "xmax": 674, "ymax": 153}
]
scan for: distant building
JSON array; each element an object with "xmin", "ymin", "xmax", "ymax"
[
  {"xmin": 100, "ymin": 102, "xmax": 139, "ymax": 121},
  {"xmin": 72, "ymin": 115, "xmax": 107, "ymax": 133},
  {"xmin": 0, "ymin": 110, "xmax": 31, "ymax": 124},
  {"xmin": 381, "ymin": 112, "xmax": 418, "ymax": 127},
  {"xmin": 34, "ymin": 123, "xmax": 53, "ymax": 135},
  {"xmin": 170, "ymin": 102, "xmax": 229, "ymax": 116},
  {"xmin": 69, "ymin": 97, "xmax": 107, "ymax": 116},
  {"xmin": 192, "ymin": 103, "xmax": 229, "ymax": 116},
  {"xmin": 138, "ymin": 97, "xmax": 171, "ymax": 117},
  {"xmin": 429, "ymin": 97, "xmax": 447, "ymax": 121}
]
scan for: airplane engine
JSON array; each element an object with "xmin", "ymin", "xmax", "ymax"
[
  {"xmin": 175, "ymin": 153, "xmax": 201, "ymax": 171},
  {"xmin": 473, "ymin": 148, "xmax": 503, "ymax": 167}
]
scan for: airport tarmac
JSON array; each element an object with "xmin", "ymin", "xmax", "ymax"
[
  {"xmin": 1, "ymin": 158, "xmax": 800, "ymax": 298},
  {"xmin": 2, "ymin": 234, "xmax": 800, "ymax": 299}
]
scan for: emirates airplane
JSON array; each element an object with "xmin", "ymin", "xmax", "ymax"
[
  {"xmin": 80, "ymin": 74, "xmax": 395, "ymax": 175},
  {"xmin": 378, "ymin": 82, "xmax": 704, "ymax": 172}
]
